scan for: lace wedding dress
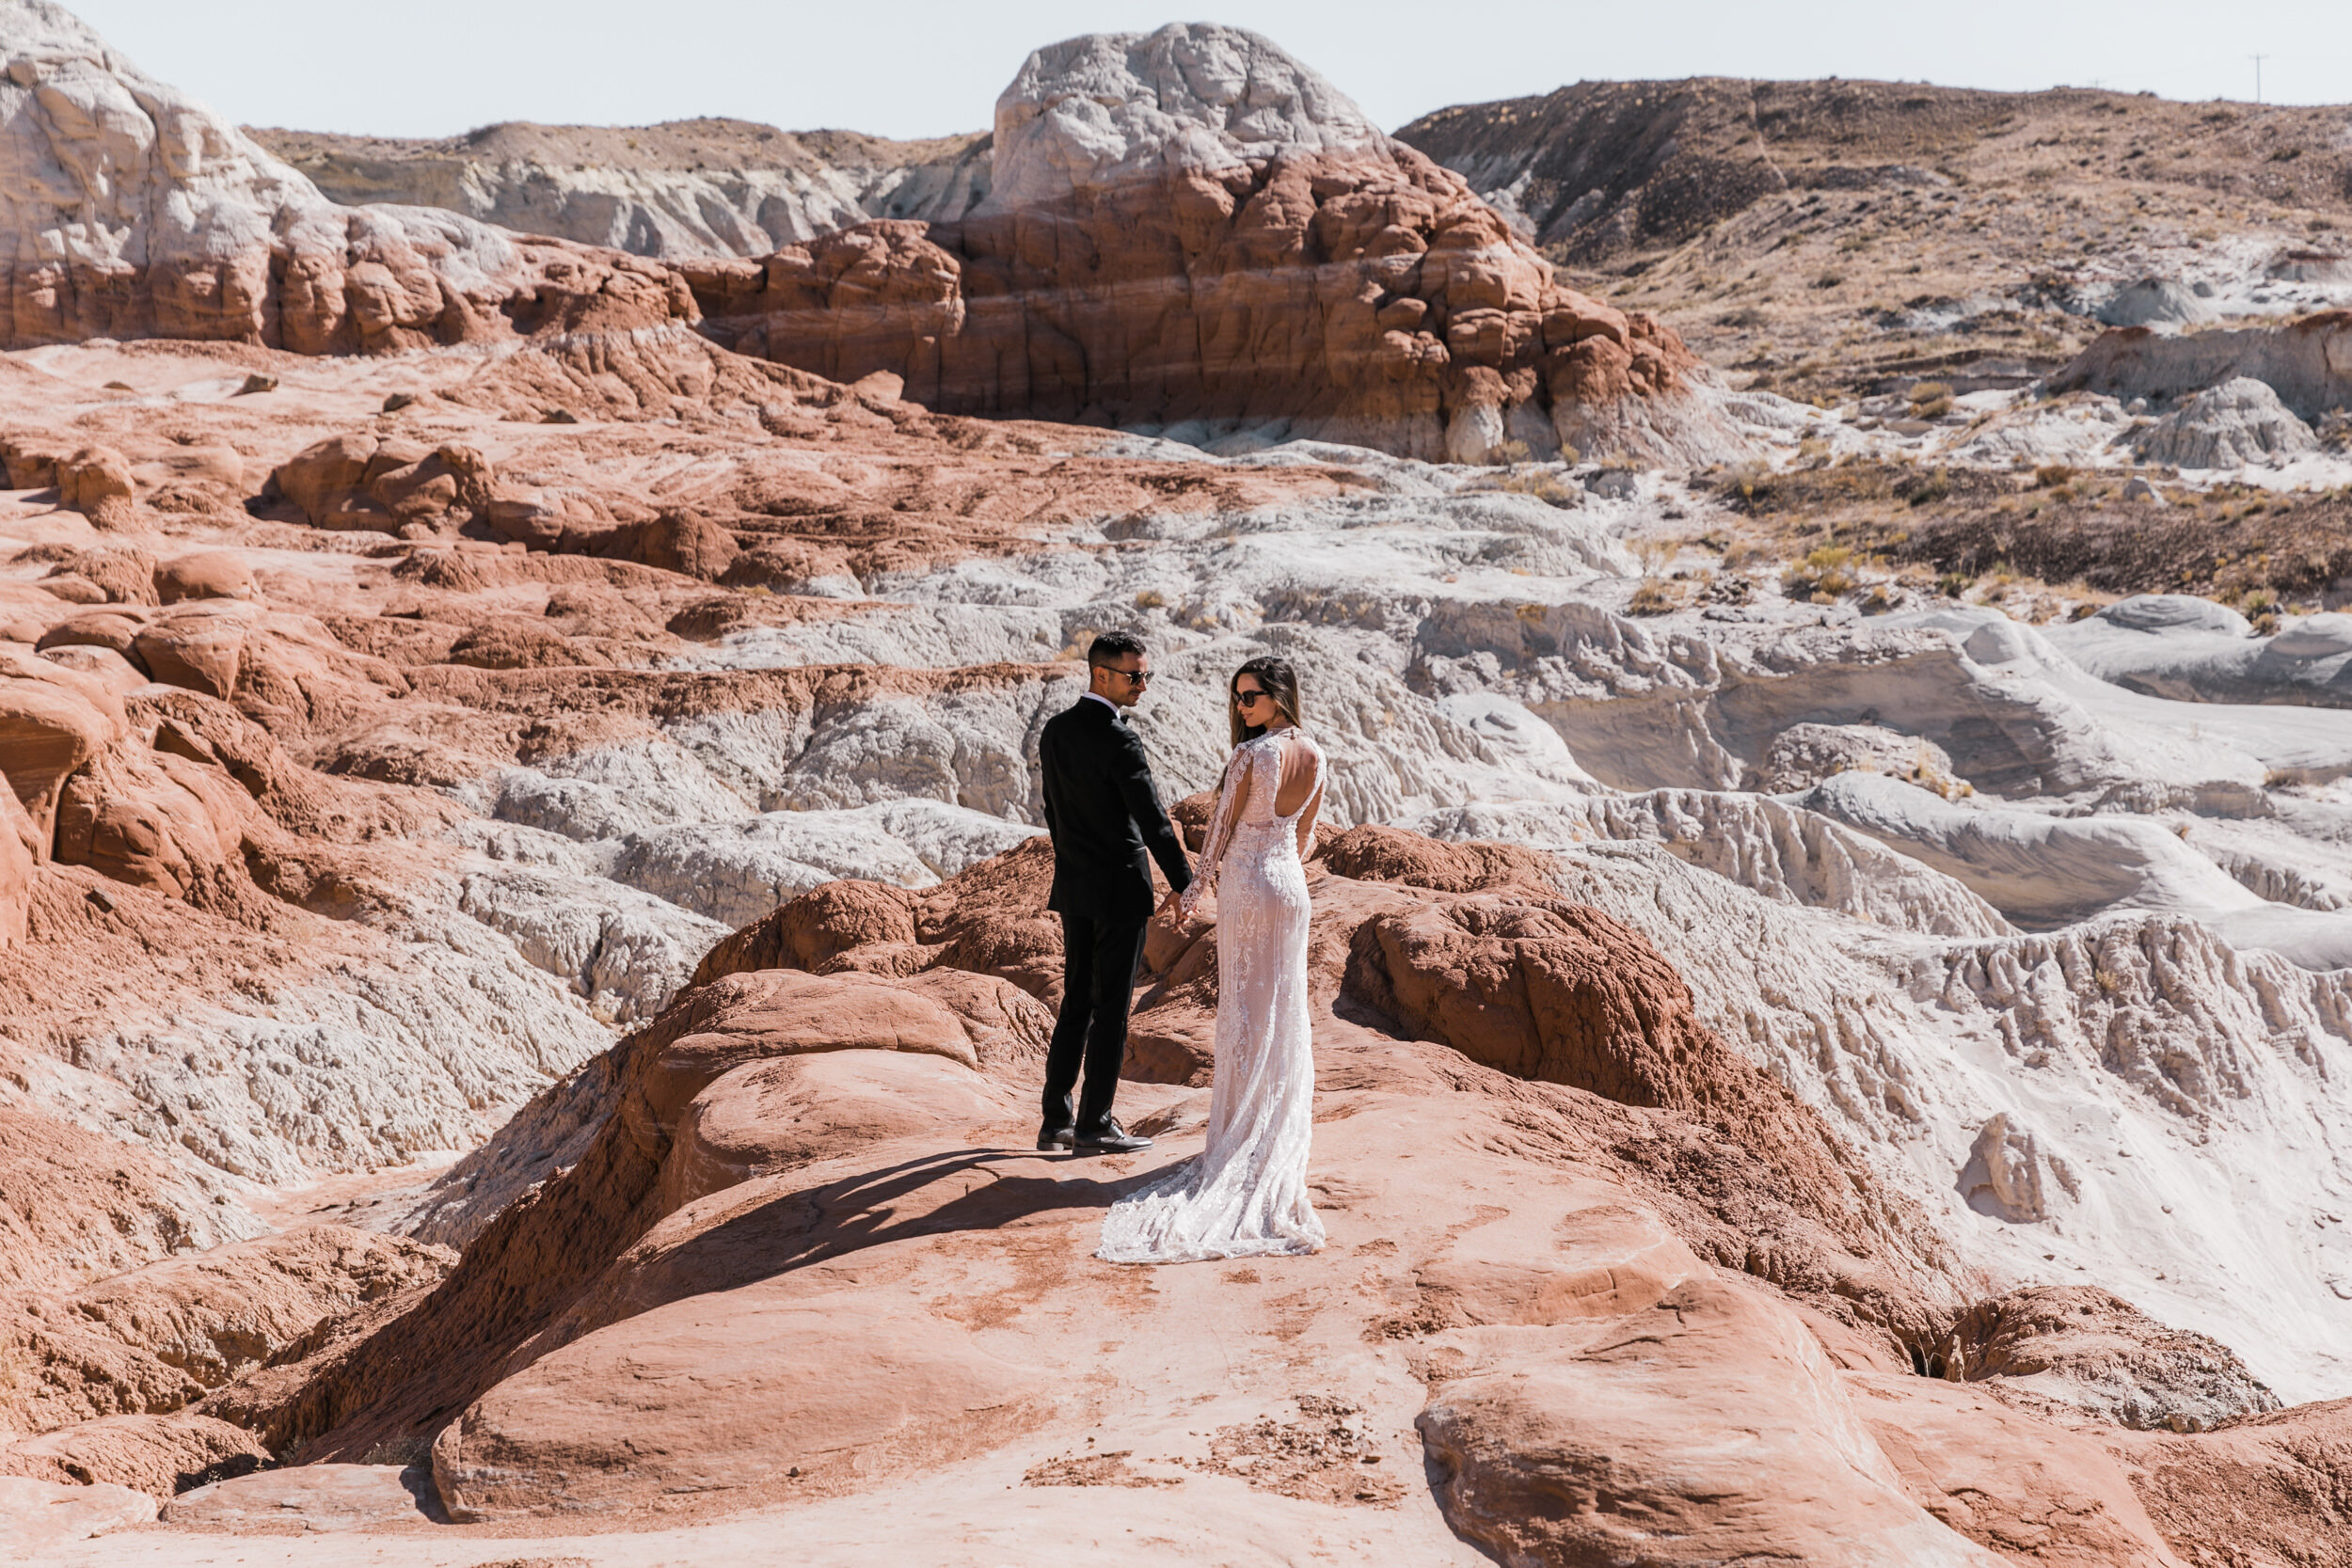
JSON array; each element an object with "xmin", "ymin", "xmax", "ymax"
[{"xmin": 1098, "ymin": 730, "xmax": 1327, "ymax": 1263}]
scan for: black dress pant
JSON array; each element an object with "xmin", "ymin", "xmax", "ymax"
[{"xmin": 1042, "ymin": 910, "xmax": 1148, "ymax": 1132}]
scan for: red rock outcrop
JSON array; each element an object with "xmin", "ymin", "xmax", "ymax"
[
  {"xmin": 0, "ymin": 1, "xmax": 696, "ymax": 355},
  {"xmin": 232, "ymin": 963, "xmax": 1049, "ymax": 1465},
  {"xmin": 1941, "ymin": 1285, "xmax": 2280, "ymax": 1432},
  {"xmin": 703, "ymin": 831, "xmax": 1943, "ymax": 1345},
  {"xmin": 2112, "ymin": 1397, "xmax": 2352, "ymax": 1564},
  {"xmin": 688, "ymin": 26, "xmax": 1745, "ymax": 467}
]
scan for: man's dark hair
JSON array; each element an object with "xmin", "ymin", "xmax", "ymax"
[{"xmin": 1088, "ymin": 632, "xmax": 1147, "ymax": 668}]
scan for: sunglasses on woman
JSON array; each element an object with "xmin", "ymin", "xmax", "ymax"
[{"xmin": 1234, "ymin": 688, "xmax": 1271, "ymax": 707}]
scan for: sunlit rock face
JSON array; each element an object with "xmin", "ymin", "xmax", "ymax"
[
  {"xmin": 0, "ymin": 0, "xmax": 693, "ymax": 352},
  {"xmin": 687, "ymin": 24, "xmax": 1749, "ymax": 468}
]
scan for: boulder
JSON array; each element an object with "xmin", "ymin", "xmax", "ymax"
[
  {"xmin": 2130, "ymin": 377, "xmax": 2319, "ymax": 468},
  {"xmin": 638, "ymin": 509, "xmax": 741, "ymax": 580},
  {"xmin": 263, "ymin": 436, "xmax": 497, "ymax": 532},
  {"xmin": 162, "ymin": 1464, "xmax": 444, "ymax": 1529},
  {"xmin": 153, "ymin": 550, "xmax": 258, "ymax": 604},
  {"xmin": 53, "ymin": 737, "xmax": 259, "ymax": 901},
  {"xmin": 0, "ymin": 1413, "xmax": 267, "ymax": 1498},
  {"xmin": 56, "ymin": 445, "xmax": 136, "ymax": 525},
  {"xmin": 0, "ymin": 653, "xmax": 127, "ymax": 837},
  {"xmin": 1941, "ymin": 1286, "xmax": 2280, "ymax": 1431},
  {"xmin": 445, "ymin": 616, "xmax": 595, "ymax": 670},
  {"xmin": 34, "ymin": 546, "xmax": 156, "ymax": 606},
  {"xmin": 132, "ymin": 601, "xmax": 259, "ymax": 699},
  {"xmin": 1341, "ymin": 895, "xmax": 1723, "ymax": 1101},
  {"xmin": 1417, "ymin": 1275, "xmax": 2004, "ymax": 1566}
]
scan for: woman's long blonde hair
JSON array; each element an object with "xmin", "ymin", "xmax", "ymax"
[{"xmin": 1227, "ymin": 656, "xmax": 1303, "ymax": 747}]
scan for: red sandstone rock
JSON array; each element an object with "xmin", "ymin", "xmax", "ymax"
[
  {"xmin": 132, "ymin": 601, "xmax": 259, "ymax": 700},
  {"xmin": 0, "ymin": 6, "xmax": 699, "ymax": 358},
  {"xmin": 0, "ymin": 1112, "xmax": 219, "ymax": 1300},
  {"xmin": 2109, "ymin": 1397, "xmax": 2352, "ymax": 1565},
  {"xmin": 1855, "ymin": 1370, "xmax": 2186, "ymax": 1565},
  {"xmin": 691, "ymin": 26, "xmax": 1744, "ymax": 467},
  {"xmin": 1940, "ymin": 1285, "xmax": 2280, "ymax": 1431},
  {"xmin": 152, "ymin": 550, "xmax": 258, "ymax": 605},
  {"xmin": 0, "ymin": 1474, "xmax": 154, "ymax": 1556},
  {"xmin": 161, "ymin": 1462, "xmax": 444, "ymax": 1530},
  {"xmin": 241, "ymin": 964, "xmax": 1055, "ymax": 1464},
  {"xmin": 53, "ymin": 736, "xmax": 258, "ymax": 903},
  {"xmin": 0, "ymin": 782, "xmax": 31, "ymax": 945},
  {"xmin": 57, "ymin": 445, "xmax": 137, "ymax": 526},
  {"xmin": 0, "ymin": 1412, "xmax": 268, "ymax": 1497},
  {"xmin": 0, "ymin": 650, "xmax": 127, "ymax": 838},
  {"xmin": 1417, "ymin": 1273, "xmax": 2002, "ymax": 1566}
]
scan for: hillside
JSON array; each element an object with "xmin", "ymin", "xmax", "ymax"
[
  {"xmin": 1398, "ymin": 78, "xmax": 2352, "ymax": 396},
  {"xmin": 246, "ymin": 119, "xmax": 993, "ymax": 258}
]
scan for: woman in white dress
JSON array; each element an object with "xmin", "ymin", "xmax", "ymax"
[{"xmin": 1098, "ymin": 657, "xmax": 1327, "ymax": 1264}]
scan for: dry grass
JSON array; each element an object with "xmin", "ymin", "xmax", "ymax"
[
  {"xmin": 1401, "ymin": 81, "xmax": 2352, "ymax": 403},
  {"xmin": 1700, "ymin": 461, "xmax": 2352, "ymax": 607}
]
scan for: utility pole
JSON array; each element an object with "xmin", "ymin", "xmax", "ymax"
[{"xmin": 2250, "ymin": 54, "xmax": 2267, "ymax": 104}]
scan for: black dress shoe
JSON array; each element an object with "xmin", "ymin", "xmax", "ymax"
[
  {"xmin": 1073, "ymin": 1120, "xmax": 1152, "ymax": 1154},
  {"xmin": 1037, "ymin": 1124, "xmax": 1075, "ymax": 1151}
]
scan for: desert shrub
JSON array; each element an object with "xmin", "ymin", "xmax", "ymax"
[
  {"xmin": 1492, "ymin": 467, "xmax": 1581, "ymax": 506},
  {"xmin": 2033, "ymin": 464, "xmax": 2075, "ymax": 489},
  {"xmin": 1627, "ymin": 578, "xmax": 1680, "ymax": 615},
  {"xmin": 1784, "ymin": 545, "xmax": 1865, "ymax": 600},
  {"xmin": 1723, "ymin": 538, "xmax": 1770, "ymax": 571},
  {"xmin": 1905, "ymin": 467, "xmax": 1953, "ymax": 506}
]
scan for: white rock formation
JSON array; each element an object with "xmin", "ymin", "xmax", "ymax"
[
  {"xmin": 2131, "ymin": 377, "xmax": 2320, "ymax": 468},
  {"xmin": 252, "ymin": 123, "xmax": 996, "ymax": 261},
  {"xmin": 983, "ymin": 24, "xmax": 1383, "ymax": 211},
  {"xmin": 2096, "ymin": 277, "xmax": 2217, "ymax": 328},
  {"xmin": 2043, "ymin": 596, "xmax": 2352, "ymax": 708},
  {"xmin": 0, "ymin": 0, "xmax": 675, "ymax": 350}
]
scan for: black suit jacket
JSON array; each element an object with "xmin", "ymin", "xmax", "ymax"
[{"xmin": 1039, "ymin": 697, "xmax": 1192, "ymax": 925}]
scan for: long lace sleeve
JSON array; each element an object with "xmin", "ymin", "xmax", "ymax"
[{"xmin": 1178, "ymin": 744, "xmax": 1254, "ymax": 920}]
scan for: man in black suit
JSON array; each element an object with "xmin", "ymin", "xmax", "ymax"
[{"xmin": 1036, "ymin": 632, "xmax": 1191, "ymax": 1155}]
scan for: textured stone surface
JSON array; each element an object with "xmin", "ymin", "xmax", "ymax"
[
  {"xmin": 0, "ymin": 0, "xmax": 695, "ymax": 355},
  {"xmin": 250, "ymin": 119, "xmax": 993, "ymax": 261},
  {"xmin": 691, "ymin": 25, "xmax": 1744, "ymax": 467}
]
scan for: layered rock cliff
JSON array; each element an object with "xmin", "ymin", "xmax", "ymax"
[
  {"xmin": 686, "ymin": 25, "xmax": 1747, "ymax": 467},
  {"xmin": 248, "ymin": 120, "xmax": 994, "ymax": 261},
  {"xmin": 0, "ymin": 0, "xmax": 693, "ymax": 352}
]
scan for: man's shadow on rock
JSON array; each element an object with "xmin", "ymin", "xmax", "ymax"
[{"xmin": 605, "ymin": 1147, "xmax": 1181, "ymax": 1322}]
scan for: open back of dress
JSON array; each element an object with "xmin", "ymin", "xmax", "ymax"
[{"xmin": 1098, "ymin": 731, "xmax": 1327, "ymax": 1263}]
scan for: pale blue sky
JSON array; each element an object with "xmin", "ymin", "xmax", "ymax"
[{"xmin": 69, "ymin": 0, "xmax": 2352, "ymax": 142}]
